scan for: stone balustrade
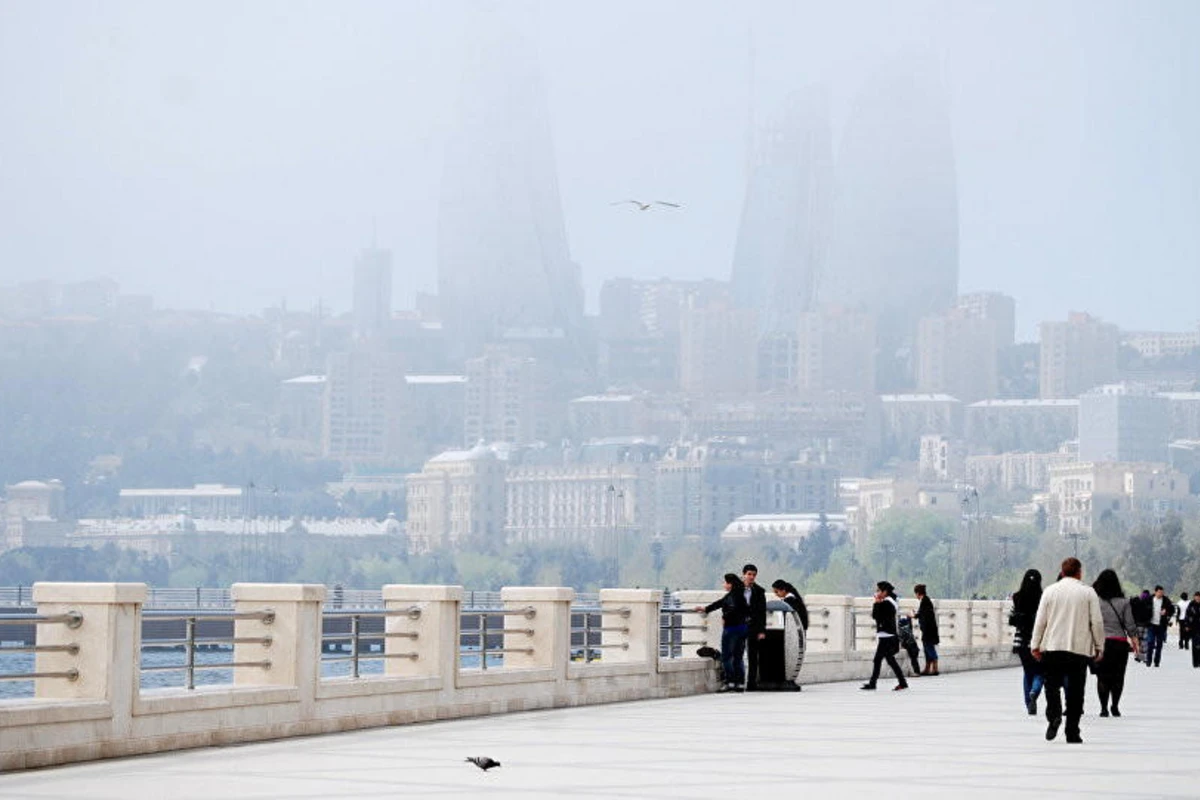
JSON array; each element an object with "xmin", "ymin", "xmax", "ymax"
[{"xmin": 0, "ymin": 582, "xmax": 1016, "ymax": 771}]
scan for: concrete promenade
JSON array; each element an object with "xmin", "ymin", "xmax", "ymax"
[{"xmin": 4, "ymin": 650, "xmax": 1197, "ymax": 799}]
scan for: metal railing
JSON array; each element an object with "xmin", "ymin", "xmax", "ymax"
[
  {"xmin": 805, "ymin": 607, "xmax": 832, "ymax": 645},
  {"xmin": 659, "ymin": 605, "xmax": 707, "ymax": 659},
  {"xmin": 321, "ymin": 606, "xmax": 422, "ymax": 679},
  {"xmin": 139, "ymin": 609, "xmax": 274, "ymax": 690},
  {"xmin": 0, "ymin": 610, "xmax": 84, "ymax": 683},
  {"xmin": 571, "ymin": 605, "xmax": 631, "ymax": 663},
  {"xmin": 459, "ymin": 606, "xmax": 536, "ymax": 670}
]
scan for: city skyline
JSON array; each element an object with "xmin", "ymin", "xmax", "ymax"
[{"xmin": 0, "ymin": 2, "xmax": 1197, "ymax": 339}]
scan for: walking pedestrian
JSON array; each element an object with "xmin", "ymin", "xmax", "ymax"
[
  {"xmin": 1144, "ymin": 586, "xmax": 1175, "ymax": 668},
  {"xmin": 1030, "ymin": 557, "xmax": 1105, "ymax": 744},
  {"xmin": 897, "ymin": 611, "xmax": 922, "ymax": 676},
  {"xmin": 1131, "ymin": 589, "xmax": 1152, "ymax": 662},
  {"xmin": 1091, "ymin": 568, "xmax": 1139, "ymax": 718},
  {"xmin": 914, "ymin": 584, "xmax": 940, "ymax": 676},
  {"xmin": 695, "ymin": 573, "xmax": 750, "ymax": 693},
  {"xmin": 1186, "ymin": 592, "xmax": 1200, "ymax": 669},
  {"xmin": 860, "ymin": 581, "xmax": 909, "ymax": 692},
  {"xmin": 1010, "ymin": 569, "xmax": 1044, "ymax": 714},
  {"xmin": 742, "ymin": 564, "xmax": 767, "ymax": 691},
  {"xmin": 1178, "ymin": 592, "xmax": 1191, "ymax": 650}
]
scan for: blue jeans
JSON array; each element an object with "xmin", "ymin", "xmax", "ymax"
[
  {"xmin": 721, "ymin": 624, "xmax": 748, "ymax": 686},
  {"xmin": 1145, "ymin": 625, "xmax": 1166, "ymax": 666},
  {"xmin": 923, "ymin": 642, "xmax": 939, "ymax": 662},
  {"xmin": 1018, "ymin": 646, "xmax": 1043, "ymax": 705}
]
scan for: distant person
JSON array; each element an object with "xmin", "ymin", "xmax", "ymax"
[
  {"xmin": 1144, "ymin": 585, "xmax": 1176, "ymax": 668},
  {"xmin": 770, "ymin": 579, "xmax": 809, "ymax": 630},
  {"xmin": 742, "ymin": 564, "xmax": 768, "ymax": 691},
  {"xmin": 1178, "ymin": 592, "xmax": 1191, "ymax": 650},
  {"xmin": 695, "ymin": 573, "xmax": 750, "ymax": 693},
  {"xmin": 1010, "ymin": 569, "xmax": 1044, "ymax": 714},
  {"xmin": 1091, "ymin": 568, "xmax": 1139, "ymax": 718},
  {"xmin": 914, "ymin": 584, "xmax": 940, "ymax": 676},
  {"xmin": 897, "ymin": 610, "xmax": 922, "ymax": 677},
  {"xmin": 1130, "ymin": 589, "xmax": 1152, "ymax": 662},
  {"xmin": 861, "ymin": 581, "xmax": 909, "ymax": 692},
  {"xmin": 1030, "ymin": 557, "xmax": 1105, "ymax": 744},
  {"xmin": 1186, "ymin": 592, "xmax": 1200, "ymax": 669}
]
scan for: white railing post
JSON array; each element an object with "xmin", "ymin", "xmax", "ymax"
[
  {"xmin": 231, "ymin": 584, "xmax": 325, "ymax": 697},
  {"xmin": 380, "ymin": 584, "xmax": 461, "ymax": 679},
  {"xmin": 672, "ymin": 590, "xmax": 723, "ymax": 654},
  {"xmin": 598, "ymin": 589, "xmax": 661, "ymax": 664},
  {"xmin": 499, "ymin": 587, "xmax": 573, "ymax": 672}
]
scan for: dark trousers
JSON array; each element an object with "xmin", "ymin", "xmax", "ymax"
[
  {"xmin": 1095, "ymin": 639, "xmax": 1130, "ymax": 712},
  {"xmin": 902, "ymin": 640, "xmax": 921, "ymax": 674},
  {"xmin": 1193, "ymin": 635, "xmax": 1200, "ymax": 668},
  {"xmin": 1179, "ymin": 623, "xmax": 1190, "ymax": 649},
  {"xmin": 1017, "ymin": 646, "xmax": 1044, "ymax": 706},
  {"xmin": 746, "ymin": 632, "xmax": 761, "ymax": 688},
  {"xmin": 1145, "ymin": 625, "xmax": 1166, "ymax": 666},
  {"xmin": 1042, "ymin": 651, "xmax": 1088, "ymax": 738},
  {"xmin": 867, "ymin": 637, "xmax": 908, "ymax": 688},
  {"xmin": 720, "ymin": 624, "xmax": 748, "ymax": 686}
]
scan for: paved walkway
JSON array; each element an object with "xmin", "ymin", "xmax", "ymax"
[{"xmin": 3, "ymin": 651, "xmax": 1199, "ymax": 799}]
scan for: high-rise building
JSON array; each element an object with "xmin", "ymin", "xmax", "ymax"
[
  {"xmin": 796, "ymin": 306, "xmax": 876, "ymax": 394},
  {"xmin": 916, "ymin": 309, "xmax": 998, "ymax": 402},
  {"xmin": 1039, "ymin": 313, "xmax": 1120, "ymax": 399},
  {"xmin": 821, "ymin": 55, "xmax": 958, "ymax": 388},
  {"xmin": 957, "ymin": 292, "xmax": 1016, "ymax": 350},
  {"xmin": 966, "ymin": 399, "xmax": 1079, "ymax": 455},
  {"xmin": 730, "ymin": 89, "xmax": 833, "ymax": 333},
  {"xmin": 464, "ymin": 348, "xmax": 554, "ymax": 446},
  {"xmin": 1078, "ymin": 383, "xmax": 1170, "ymax": 464},
  {"xmin": 437, "ymin": 8, "xmax": 582, "ymax": 358},
  {"xmin": 352, "ymin": 248, "xmax": 392, "ymax": 341},
  {"xmin": 322, "ymin": 349, "xmax": 406, "ymax": 462},
  {"xmin": 1048, "ymin": 461, "xmax": 1188, "ymax": 537}
]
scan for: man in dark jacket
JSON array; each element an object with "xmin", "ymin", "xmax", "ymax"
[
  {"xmin": 1144, "ymin": 585, "xmax": 1175, "ymax": 668},
  {"xmin": 1186, "ymin": 592, "xmax": 1200, "ymax": 669},
  {"xmin": 861, "ymin": 581, "xmax": 910, "ymax": 691},
  {"xmin": 742, "ymin": 564, "xmax": 768, "ymax": 691}
]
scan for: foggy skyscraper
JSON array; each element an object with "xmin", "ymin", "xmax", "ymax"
[
  {"xmin": 352, "ymin": 247, "xmax": 392, "ymax": 341},
  {"xmin": 731, "ymin": 89, "xmax": 833, "ymax": 333},
  {"xmin": 437, "ymin": 7, "xmax": 583, "ymax": 360},
  {"xmin": 822, "ymin": 55, "xmax": 959, "ymax": 389}
]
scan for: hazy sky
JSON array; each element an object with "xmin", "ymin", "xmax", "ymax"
[{"xmin": 1, "ymin": 0, "xmax": 1197, "ymax": 339}]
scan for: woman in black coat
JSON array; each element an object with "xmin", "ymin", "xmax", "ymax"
[
  {"xmin": 695, "ymin": 573, "xmax": 750, "ymax": 692},
  {"xmin": 914, "ymin": 584, "xmax": 940, "ymax": 676},
  {"xmin": 770, "ymin": 579, "xmax": 809, "ymax": 630},
  {"xmin": 1010, "ymin": 568, "xmax": 1044, "ymax": 715}
]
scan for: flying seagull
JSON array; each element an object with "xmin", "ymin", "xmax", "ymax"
[
  {"xmin": 466, "ymin": 756, "xmax": 501, "ymax": 771},
  {"xmin": 610, "ymin": 200, "xmax": 682, "ymax": 211}
]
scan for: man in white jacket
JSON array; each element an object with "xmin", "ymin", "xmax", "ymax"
[{"xmin": 1030, "ymin": 557, "xmax": 1105, "ymax": 744}]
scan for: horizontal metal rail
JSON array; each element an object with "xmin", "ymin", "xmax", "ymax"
[
  {"xmin": 148, "ymin": 636, "xmax": 272, "ymax": 648},
  {"xmin": 460, "ymin": 647, "xmax": 533, "ymax": 656},
  {"xmin": 461, "ymin": 606, "xmax": 536, "ymax": 619},
  {"xmin": 323, "ymin": 651, "xmax": 419, "ymax": 662},
  {"xmin": 141, "ymin": 661, "xmax": 271, "ymax": 673},
  {"xmin": 323, "ymin": 606, "xmax": 421, "ymax": 620},
  {"xmin": 0, "ymin": 643, "xmax": 79, "ymax": 655},
  {"xmin": 0, "ymin": 611, "xmax": 83, "ymax": 628},
  {"xmin": 460, "ymin": 627, "xmax": 533, "ymax": 637},
  {"xmin": 0, "ymin": 669, "xmax": 79, "ymax": 682},
  {"xmin": 141, "ymin": 609, "xmax": 275, "ymax": 623}
]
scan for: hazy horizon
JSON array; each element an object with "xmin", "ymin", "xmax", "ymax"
[{"xmin": 1, "ymin": 0, "xmax": 1198, "ymax": 340}]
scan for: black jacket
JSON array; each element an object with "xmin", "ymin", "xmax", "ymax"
[
  {"xmin": 1130, "ymin": 596, "xmax": 1152, "ymax": 625},
  {"xmin": 704, "ymin": 588, "xmax": 750, "ymax": 628},
  {"xmin": 916, "ymin": 596, "xmax": 939, "ymax": 645},
  {"xmin": 1011, "ymin": 588, "xmax": 1042, "ymax": 641},
  {"xmin": 1185, "ymin": 601, "xmax": 1200, "ymax": 630},
  {"xmin": 872, "ymin": 594, "xmax": 899, "ymax": 637},
  {"xmin": 782, "ymin": 594, "xmax": 809, "ymax": 630},
  {"xmin": 746, "ymin": 583, "xmax": 768, "ymax": 634}
]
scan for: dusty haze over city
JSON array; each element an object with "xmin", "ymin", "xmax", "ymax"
[{"xmin": 1, "ymin": 0, "xmax": 1197, "ymax": 337}]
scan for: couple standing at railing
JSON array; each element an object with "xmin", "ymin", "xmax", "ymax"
[{"xmin": 693, "ymin": 564, "xmax": 808, "ymax": 693}]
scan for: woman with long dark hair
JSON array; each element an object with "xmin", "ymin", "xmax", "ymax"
[
  {"xmin": 1092, "ymin": 568, "xmax": 1139, "ymax": 717},
  {"xmin": 695, "ymin": 573, "xmax": 750, "ymax": 692},
  {"xmin": 1010, "ymin": 569, "xmax": 1044, "ymax": 714},
  {"xmin": 770, "ymin": 579, "xmax": 809, "ymax": 630}
]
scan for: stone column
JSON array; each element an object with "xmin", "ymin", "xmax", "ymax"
[
  {"xmin": 938, "ymin": 599, "xmax": 971, "ymax": 649},
  {"xmin": 380, "ymin": 585, "xmax": 461, "ymax": 679},
  {"xmin": 673, "ymin": 591, "xmax": 723, "ymax": 653},
  {"xmin": 598, "ymin": 589, "xmax": 661, "ymax": 665},
  {"xmin": 806, "ymin": 595, "xmax": 853, "ymax": 656},
  {"xmin": 499, "ymin": 587, "xmax": 573, "ymax": 671},
  {"xmin": 32, "ymin": 583, "xmax": 147, "ymax": 726},
  {"xmin": 231, "ymin": 583, "xmax": 326, "ymax": 692}
]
